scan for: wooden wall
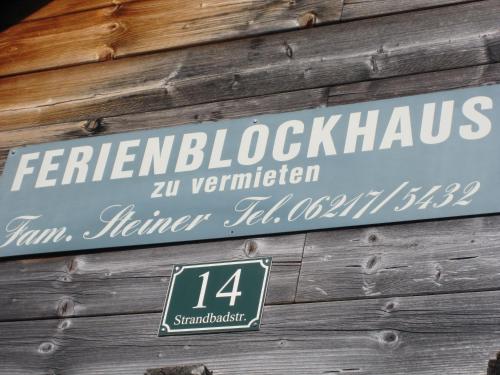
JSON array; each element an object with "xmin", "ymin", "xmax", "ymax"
[{"xmin": 1, "ymin": 0, "xmax": 500, "ymax": 373}]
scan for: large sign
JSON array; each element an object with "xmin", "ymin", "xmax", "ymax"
[
  {"xmin": 158, "ymin": 258, "xmax": 272, "ymax": 335},
  {"xmin": 0, "ymin": 84, "xmax": 499, "ymax": 257}
]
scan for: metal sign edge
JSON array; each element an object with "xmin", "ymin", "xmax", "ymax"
[{"xmin": 157, "ymin": 257, "xmax": 272, "ymax": 337}]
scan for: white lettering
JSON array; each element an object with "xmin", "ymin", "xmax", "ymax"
[
  {"xmin": 460, "ymin": 96, "xmax": 493, "ymax": 140},
  {"xmin": 380, "ymin": 106, "xmax": 413, "ymax": 149},
  {"xmin": 420, "ymin": 101, "xmax": 454, "ymax": 145},
  {"xmin": 139, "ymin": 136, "xmax": 174, "ymax": 176},
  {"xmin": 273, "ymin": 120, "xmax": 304, "ymax": 161},
  {"xmin": 35, "ymin": 149, "xmax": 64, "ymax": 188},
  {"xmin": 238, "ymin": 124, "xmax": 269, "ymax": 165},
  {"xmin": 307, "ymin": 115, "xmax": 341, "ymax": 157},
  {"xmin": 111, "ymin": 140, "xmax": 140, "ymax": 179},
  {"xmin": 62, "ymin": 146, "xmax": 94, "ymax": 185},
  {"xmin": 175, "ymin": 132, "xmax": 207, "ymax": 172},
  {"xmin": 11, "ymin": 152, "xmax": 39, "ymax": 191}
]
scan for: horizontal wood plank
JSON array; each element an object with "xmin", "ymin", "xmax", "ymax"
[
  {"xmin": 0, "ymin": 0, "xmax": 499, "ymax": 130},
  {"xmin": 23, "ymin": 0, "xmax": 476, "ymax": 23},
  {"xmin": 297, "ymin": 215, "xmax": 500, "ymax": 302},
  {"xmin": 328, "ymin": 62, "xmax": 500, "ymax": 105},
  {"xmin": 0, "ymin": 0, "xmax": 342, "ymax": 77},
  {"xmin": 4, "ymin": 210, "xmax": 500, "ymax": 321},
  {"xmin": 0, "ymin": 234, "xmax": 304, "ymax": 321},
  {"xmin": 1, "ymin": 290, "xmax": 499, "ymax": 374},
  {"xmin": 0, "ymin": 87, "xmax": 328, "ymax": 174},
  {"xmin": 2, "ymin": 61, "xmax": 500, "ymax": 175},
  {"xmin": 341, "ymin": 0, "xmax": 478, "ymax": 20},
  {"xmin": 25, "ymin": 0, "xmax": 136, "ymax": 21}
]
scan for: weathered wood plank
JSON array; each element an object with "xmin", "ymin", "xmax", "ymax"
[
  {"xmin": 328, "ymin": 62, "xmax": 500, "ymax": 106},
  {"xmin": 0, "ymin": 234, "xmax": 304, "ymax": 321},
  {"xmin": 0, "ymin": 0, "xmax": 498, "ymax": 129},
  {"xmin": 145, "ymin": 365, "xmax": 210, "ymax": 375},
  {"xmin": 0, "ymin": 88, "xmax": 328, "ymax": 174},
  {"xmin": 0, "ymin": 0, "xmax": 342, "ymax": 77},
  {"xmin": 341, "ymin": 0, "xmax": 478, "ymax": 20},
  {"xmin": 1, "ymin": 290, "xmax": 499, "ymax": 374},
  {"xmin": 24, "ymin": 0, "xmax": 136, "ymax": 21},
  {"xmin": 297, "ymin": 215, "xmax": 500, "ymax": 302},
  {"xmin": 4, "ymin": 213, "xmax": 500, "ymax": 321},
  {"xmin": 2, "ymin": 61, "xmax": 500, "ymax": 175},
  {"xmin": 2, "ymin": 62, "xmax": 499, "ymax": 170},
  {"xmin": 23, "ymin": 0, "xmax": 477, "ymax": 23}
]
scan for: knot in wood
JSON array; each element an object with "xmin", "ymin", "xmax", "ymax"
[
  {"xmin": 66, "ymin": 258, "xmax": 78, "ymax": 273},
  {"xmin": 284, "ymin": 41, "xmax": 293, "ymax": 58},
  {"xmin": 38, "ymin": 341, "xmax": 56, "ymax": 354},
  {"xmin": 383, "ymin": 300, "xmax": 397, "ymax": 313},
  {"xmin": 383, "ymin": 331, "xmax": 397, "ymax": 343},
  {"xmin": 364, "ymin": 254, "xmax": 380, "ymax": 273},
  {"xmin": 297, "ymin": 12, "xmax": 317, "ymax": 28},
  {"xmin": 58, "ymin": 274, "xmax": 72, "ymax": 283},
  {"xmin": 108, "ymin": 2, "xmax": 123, "ymax": 15},
  {"xmin": 487, "ymin": 352, "xmax": 500, "ymax": 375},
  {"xmin": 58, "ymin": 319, "xmax": 71, "ymax": 331},
  {"xmin": 379, "ymin": 330, "xmax": 399, "ymax": 347},
  {"xmin": 108, "ymin": 22, "xmax": 120, "ymax": 32},
  {"xmin": 97, "ymin": 44, "xmax": 116, "ymax": 61},
  {"xmin": 57, "ymin": 297, "xmax": 75, "ymax": 317},
  {"xmin": 278, "ymin": 339, "xmax": 289, "ymax": 348},
  {"xmin": 83, "ymin": 118, "xmax": 103, "ymax": 134},
  {"xmin": 243, "ymin": 239, "xmax": 258, "ymax": 257}
]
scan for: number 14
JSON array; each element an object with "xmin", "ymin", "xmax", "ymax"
[{"xmin": 193, "ymin": 269, "xmax": 242, "ymax": 309}]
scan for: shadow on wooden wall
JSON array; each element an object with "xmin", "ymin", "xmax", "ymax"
[{"xmin": 0, "ymin": 0, "xmax": 52, "ymax": 31}]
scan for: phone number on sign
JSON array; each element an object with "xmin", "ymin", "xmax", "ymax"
[{"xmin": 223, "ymin": 180, "xmax": 481, "ymax": 227}]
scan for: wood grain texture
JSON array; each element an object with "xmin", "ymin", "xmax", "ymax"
[
  {"xmin": 22, "ymin": 0, "xmax": 476, "ymax": 23},
  {"xmin": 0, "ymin": 234, "xmax": 304, "ymax": 321},
  {"xmin": 328, "ymin": 62, "xmax": 500, "ymax": 106},
  {"xmin": 2, "ymin": 61, "xmax": 500, "ymax": 175},
  {"xmin": 0, "ymin": 0, "xmax": 342, "ymax": 77},
  {"xmin": 1, "ymin": 290, "xmax": 499, "ymax": 374},
  {"xmin": 341, "ymin": 0, "xmax": 478, "ymax": 20},
  {"xmin": 0, "ymin": 0, "xmax": 498, "ymax": 130},
  {"xmin": 0, "ymin": 88, "xmax": 328, "ymax": 174},
  {"xmin": 4, "ymin": 213, "xmax": 500, "ymax": 322},
  {"xmin": 0, "ymin": 1, "xmax": 498, "ymax": 374},
  {"xmin": 24, "ymin": 0, "xmax": 136, "ymax": 21},
  {"xmin": 145, "ymin": 365, "xmax": 210, "ymax": 375},
  {"xmin": 297, "ymin": 215, "xmax": 500, "ymax": 302}
]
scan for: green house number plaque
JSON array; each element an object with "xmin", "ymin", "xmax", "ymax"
[{"xmin": 158, "ymin": 258, "xmax": 272, "ymax": 336}]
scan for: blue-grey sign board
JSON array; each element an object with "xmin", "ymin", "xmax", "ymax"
[{"xmin": 0, "ymin": 84, "xmax": 498, "ymax": 257}]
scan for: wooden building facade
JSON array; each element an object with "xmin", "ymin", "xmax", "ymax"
[{"xmin": 1, "ymin": 0, "xmax": 500, "ymax": 373}]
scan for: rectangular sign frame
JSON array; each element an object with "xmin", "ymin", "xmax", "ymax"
[
  {"xmin": 0, "ymin": 84, "xmax": 499, "ymax": 257},
  {"xmin": 158, "ymin": 257, "xmax": 272, "ymax": 336}
]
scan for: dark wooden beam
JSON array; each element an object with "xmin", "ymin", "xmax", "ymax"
[{"xmin": 145, "ymin": 365, "xmax": 211, "ymax": 375}]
